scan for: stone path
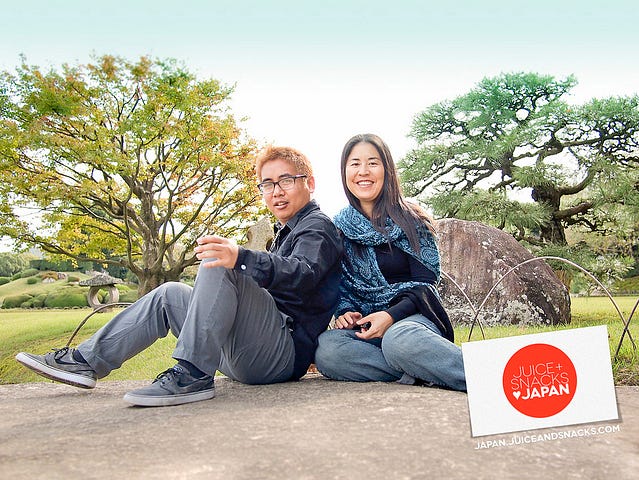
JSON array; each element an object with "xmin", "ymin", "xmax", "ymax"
[{"xmin": 0, "ymin": 376, "xmax": 637, "ymax": 479}]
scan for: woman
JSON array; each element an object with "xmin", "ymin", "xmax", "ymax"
[{"xmin": 315, "ymin": 134, "xmax": 466, "ymax": 391}]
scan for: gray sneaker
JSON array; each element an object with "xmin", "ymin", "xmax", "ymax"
[
  {"xmin": 15, "ymin": 347, "xmax": 97, "ymax": 389},
  {"xmin": 123, "ymin": 365, "xmax": 215, "ymax": 407}
]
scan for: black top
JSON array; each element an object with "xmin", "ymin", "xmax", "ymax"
[
  {"xmin": 374, "ymin": 243, "xmax": 436, "ymax": 322},
  {"xmin": 234, "ymin": 200, "xmax": 343, "ymax": 380}
]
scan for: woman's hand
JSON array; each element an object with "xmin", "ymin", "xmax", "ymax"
[
  {"xmin": 355, "ymin": 311, "xmax": 394, "ymax": 340},
  {"xmin": 195, "ymin": 235, "xmax": 239, "ymax": 269},
  {"xmin": 334, "ymin": 312, "xmax": 362, "ymax": 329}
]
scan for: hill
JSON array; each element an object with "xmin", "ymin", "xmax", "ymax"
[{"xmin": 0, "ymin": 272, "xmax": 138, "ymax": 308}]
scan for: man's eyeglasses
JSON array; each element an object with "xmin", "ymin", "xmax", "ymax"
[{"xmin": 257, "ymin": 175, "xmax": 307, "ymax": 194}]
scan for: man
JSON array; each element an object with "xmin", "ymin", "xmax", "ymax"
[{"xmin": 16, "ymin": 146, "xmax": 342, "ymax": 407}]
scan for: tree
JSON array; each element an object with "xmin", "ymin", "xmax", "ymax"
[
  {"xmin": 0, "ymin": 55, "xmax": 263, "ymax": 295},
  {"xmin": 400, "ymin": 73, "xmax": 639, "ymax": 252},
  {"xmin": 0, "ymin": 252, "xmax": 32, "ymax": 277},
  {"xmin": 566, "ymin": 164, "xmax": 639, "ymax": 281}
]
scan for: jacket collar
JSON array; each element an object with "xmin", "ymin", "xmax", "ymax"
[
  {"xmin": 274, "ymin": 200, "xmax": 318, "ymax": 232},
  {"xmin": 270, "ymin": 200, "xmax": 319, "ymax": 251}
]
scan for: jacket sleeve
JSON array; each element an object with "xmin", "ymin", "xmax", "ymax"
[
  {"xmin": 388, "ymin": 285, "xmax": 455, "ymax": 342},
  {"xmin": 385, "ymin": 296, "xmax": 419, "ymax": 322},
  {"xmin": 233, "ymin": 216, "xmax": 342, "ymax": 295}
]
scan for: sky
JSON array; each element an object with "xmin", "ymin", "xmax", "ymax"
[{"xmin": 1, "ymin": 0, "xmax": 638, "ymax": 234}]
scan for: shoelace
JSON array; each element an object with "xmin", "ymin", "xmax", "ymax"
[
  {"xmin": 52, "ymin": 346, "xmax": 71, "ymax": 360},
  {"xmin": 153, "ymin": 366, "xmax": 180, "ymax": 384}
]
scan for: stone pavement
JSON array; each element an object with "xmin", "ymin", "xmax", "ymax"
[{"xmin": 0, "ymin": 375, "xmax": 637, "ymax": 480}]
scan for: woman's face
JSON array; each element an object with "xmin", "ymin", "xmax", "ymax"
[{"xmin": 345, "ymin": 141, "xmax": 385, "ymax": 216}]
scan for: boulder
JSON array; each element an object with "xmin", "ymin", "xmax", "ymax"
[
  {"xmin": 436, "ymin": 218, "xmax": 571, "ymax": 327},
  {"xmin": 244, "ymin": 216, "xmax": 274, "ymax": 251}
]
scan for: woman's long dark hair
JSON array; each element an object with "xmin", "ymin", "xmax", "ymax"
[{"xmin": 340, "ymin": 133, "xmax": 435, "ymax": 253}]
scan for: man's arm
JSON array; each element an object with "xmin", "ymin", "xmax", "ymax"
[{"xmin": 234, "ymin": 215, "xmax": 341, "ymax": 294}]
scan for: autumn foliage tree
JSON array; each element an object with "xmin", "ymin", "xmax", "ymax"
[{"xmin": 0, "ymin": 55, "xmax": 262, "ymax": 295}]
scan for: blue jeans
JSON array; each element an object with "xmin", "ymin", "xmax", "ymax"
[
  {"xmin": 315, "ymin": 314, "xmax": 466, "ymax": 391},
  {"xmin": 78, "ymin": 261, "xmax": 296, "ymax": 384}
]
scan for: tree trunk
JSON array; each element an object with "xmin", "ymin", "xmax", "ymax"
[
  {"xmin": 135, "ymin": 265, "xmax": 187, "ymax": 297},
  {"xmin": 539, "ymin": 216, "xmax": 567, "ymax": 245},
  {"xmin": 532, "ymin": 186, "xmax": 567, "ymax": 245},
  {"xmin": 137, "ymin": 270, "xmax": 167, "ymax": 297},
  {"xmin": 531, "ymin": 186, "xmax": 572, "ymax": 289}
]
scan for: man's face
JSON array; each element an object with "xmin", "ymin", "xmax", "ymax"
[{"xmin": 259, "ymin": 158, "xmax": 314, "ymax": 225}]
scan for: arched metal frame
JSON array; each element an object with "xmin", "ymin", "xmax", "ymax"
[
  {"xmin": 441, "ymin": 271, "xmax": 484, "ymax": 337},
  {"xmin": 65, "ymin": 302, "xmax": 134, "ymax": 348},
  {"xmin": 443, "ymin": 255, "xmax": 636, "ymax": 362},
  {"xmin": 66, "ymin": 256, "xmax": 637, "ymax": 363}
]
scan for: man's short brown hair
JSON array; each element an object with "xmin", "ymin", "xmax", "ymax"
[{"xmin": 255, "ymin": 146, "xmax": 313, "ymax": 181}]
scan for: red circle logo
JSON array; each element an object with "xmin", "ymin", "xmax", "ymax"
[{"xmin": 502, "ymin": 343, "xmax": 577, "ymax": 418}]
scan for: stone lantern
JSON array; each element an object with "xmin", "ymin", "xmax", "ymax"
[{"xmin": 79, "ymin": 273, "xmax": 123, "ymax": 311}]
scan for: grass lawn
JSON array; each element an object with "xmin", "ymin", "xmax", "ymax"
[
  {"xmin": 1, "ymin": 295, "xmax": 637, "ymax": 385},
  {"xmin": 456, "ymin": 295, "xmax": 639, "ymax": 385},
  {"xmin": 0, "ymin": 308, "xmax": 177, "ymax": 384}
]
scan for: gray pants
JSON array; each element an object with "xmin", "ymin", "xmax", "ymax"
[{"xmin": 78, "ymin": 261, "xmax": 296, "ymax": 384}]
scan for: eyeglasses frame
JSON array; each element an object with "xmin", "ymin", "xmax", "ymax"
[{"xmin": 257, "ymin": 174, "xmax": 308, "ymax": 194}]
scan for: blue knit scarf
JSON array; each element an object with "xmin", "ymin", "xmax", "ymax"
[{"xmin": 333, "ymin": 205, "xmax": 441, "ymax": 316}]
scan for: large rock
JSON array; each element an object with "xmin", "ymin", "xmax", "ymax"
[
  {"xmin": 436, "ymin": 218, "xmax": 570, "ymax": 327},
  {"xmin": 244, "ymin": 216, "xmax": 274, "ymax": 251}
]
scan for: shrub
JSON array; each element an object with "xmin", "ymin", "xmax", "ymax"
[
  {"xmin": 21, "ymin": 299, "xmax": 36, "ymax": 308},
  {"xmin": 19, "ymin": 268, "xmax": 39, "ymax": 278},
  {"xmin": 26, "ymin": 277, "xmax": 39, "ymax": 285},
  {"xmin": 118, "ymin": 288, "xmax": 139, "ymax": 303},
  {"xmin": 67, "ymin": 275, "xmax": 80, "ymax": 283},
  {"xmin": 2, "ymin": 294, "xmax": 34, "ymax": 309},
  {"xmin": 44, "ymin": 292, "xmax": 88, "ymax": 308},
  {"xmin": 29, "ymin": 258, "xmax": 77, "ymax": 271},
  {"xmin": 125, "ymin": 270, "xmax": 139, "ymax": 284},
  {"xmin": 44, "ymin": 287, "xmax": 88, "ymax": 308},
  {"xmin": 32, "ymin": 294, "xmax": 47, "ymax": 308},
  {"xmin": 0, "ymin": 277, "xmax": 10, "ymax": 286},
  {"xmin": 39, "ymin": 271, "xmax": 58, "ymax": 281},
  {"xmin": 11, "ymin": 272, "xmax": 21, "ymax": 281},
  {"xmin": 613, "ymin": 276, "xmax": 639, "ymax": 294}
]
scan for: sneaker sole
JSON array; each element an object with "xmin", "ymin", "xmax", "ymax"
[
  {"xmin": 122, "ymin": 388, "xmax": 215, "ymax": 407},
  {"xmin": 15, "ymin": 352, "xmax": 97, "ymax": 389}
]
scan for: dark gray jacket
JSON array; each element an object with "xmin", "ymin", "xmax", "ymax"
[{"xmin": 234, "ymin": 200, "xmax": 343, "ymax": 379}]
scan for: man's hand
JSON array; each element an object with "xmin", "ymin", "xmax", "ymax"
[
  {"xmin": 355, "ymin": 311, "xmax": 394, "ymax": 340},
  {"xmin": 195, "ymin": 235, "xmax": 239, "ymax": 269}
]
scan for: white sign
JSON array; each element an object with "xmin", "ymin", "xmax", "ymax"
[{"xmin": 462, "ymin": 325, "xmax": 619, "ymax": 437}]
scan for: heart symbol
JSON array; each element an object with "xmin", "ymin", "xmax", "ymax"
[{"xmin": 513, "ymin": 391, "xmax": 521, "ymax": 399}]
